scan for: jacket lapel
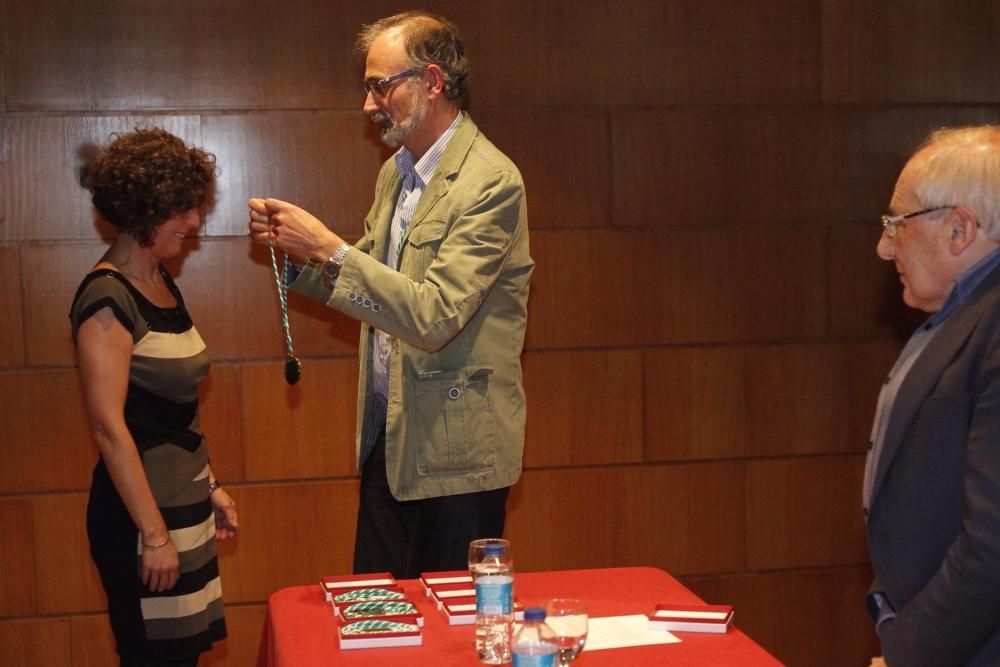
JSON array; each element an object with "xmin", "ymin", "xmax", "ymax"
[
  {"xmin": 871, "ymin": 264, "xmax": 1000, "ymax": 503},
  {"xmin": 399, "ymin": 112, "xmax": 478, "ymax": 249}
]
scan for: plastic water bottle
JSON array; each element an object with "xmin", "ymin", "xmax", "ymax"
[
  {"xmin": 512, "ymin": 607, "xmax": 559, "ymax": 667},
  {"xmin": 475, "ymin": 543, "xmax": 514, "ymax": 664}
]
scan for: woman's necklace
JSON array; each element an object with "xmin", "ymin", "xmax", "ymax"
[{"xmin": 268, "ymin": 241, "xmax": 302, "ymax": 385}]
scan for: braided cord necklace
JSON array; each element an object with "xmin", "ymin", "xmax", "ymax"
[{"xmin": 268, "ymin": 240, "xmax": 302, "ymax": 385}]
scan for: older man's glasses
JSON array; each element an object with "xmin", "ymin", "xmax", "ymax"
[
  {"xmin": 363, "ymin": 68, "xmax": 422, "ymax": 97},
  {"xmin": 880, "ymin": 206, "xmax": 954, "ymax": 239}
]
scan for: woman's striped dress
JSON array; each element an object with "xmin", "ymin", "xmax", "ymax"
[{"xmin": 70, "ymin": 267, "xmax": 227, "ymax": 661}]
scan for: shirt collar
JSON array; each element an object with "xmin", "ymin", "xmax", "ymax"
[
  {"xmin": 394, "ymin": 112, "xmax": 464, "ymax": 188},
  {"xmin": 926, "ymin": 246, "xmax": 1000, "ymax": 329}
]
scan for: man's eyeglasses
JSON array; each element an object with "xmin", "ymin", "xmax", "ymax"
[
  {"xmin": 363, "ymin": 68, "xmax": 422, "ymax": 97},
  {"xmin": 880, "ymin": 206, "xmax": 954, "ymax": 239}
]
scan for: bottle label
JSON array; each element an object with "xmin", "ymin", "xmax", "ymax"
[
  {"xmin": 475, "ymin": 575, "xmax": 513, "ymax": 615},
  {"xmin": 513, "ymin": 653, "xmax": 557, "ymax": 667}
]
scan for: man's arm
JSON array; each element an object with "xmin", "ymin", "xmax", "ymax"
[{"xmin": 286, "ymin": 168, "xmax": 526, "ymax": 352}]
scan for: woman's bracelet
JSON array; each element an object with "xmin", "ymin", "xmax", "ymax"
[
  {"xmin": 142, "ymin": 536, "xmax": 170, "ymax": 549},
  {"xmin": 208, "ymin": 480, "xmax": 221, "ymax": 494}
]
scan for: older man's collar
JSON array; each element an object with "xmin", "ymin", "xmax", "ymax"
[{"xmin": 927, "ymin": 246, "xmax": 1000, "ymax": 329}]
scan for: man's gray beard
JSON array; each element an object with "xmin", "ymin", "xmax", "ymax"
[{"xmin": 376, "ymin": 91, "xmax": 427, "ymax": 148}]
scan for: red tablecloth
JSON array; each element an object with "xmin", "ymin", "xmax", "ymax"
[{"xmin": 257, "ymin": 566, "xmax": 782, "ymax": 666}]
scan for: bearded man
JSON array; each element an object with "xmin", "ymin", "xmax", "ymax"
[{"xmin": 248, "ymin": 11, "xmax": 532, "ymax": 578}]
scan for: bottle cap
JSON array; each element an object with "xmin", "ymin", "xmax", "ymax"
[
  {"xmin": 483, "ymin": 544, "xmax": 505, "ymax": 557},
  {"xmin": 523, "ymin": 607, "xmax": 546, "ymax": 621}
]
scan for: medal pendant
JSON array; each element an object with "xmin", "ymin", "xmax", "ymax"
[{"xmin": 284, "ymin": 356, "xmax": 302, "ymax": 385}]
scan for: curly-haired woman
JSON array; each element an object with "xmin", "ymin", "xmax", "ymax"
[{"xmin": 69, "ymin": 128, "xmax": 236, "ymax": 667}]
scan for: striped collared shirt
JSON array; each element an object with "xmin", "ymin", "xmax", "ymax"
[{"xmin": 371, "ymin": 112, "xmax": 464, "ymax": 400}]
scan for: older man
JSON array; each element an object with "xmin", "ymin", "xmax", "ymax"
[
  {"xmin": 864, "ymin": 125, "xmax": 1000, "ymax": 666},
  {"xmin": 248, "ymin": 12, "xmax": 532, "ymax": 578}
]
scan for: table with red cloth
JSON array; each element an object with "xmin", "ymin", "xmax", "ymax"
[{"xmin": 257, "ymin": 566, "xmax": 781, "ymax": 666}]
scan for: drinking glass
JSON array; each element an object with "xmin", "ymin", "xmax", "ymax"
[
  {"xmin": 467, "ymin": 538, "xmax": 511, "ymax": 576},
  {"xmin": 545, "ymin": 598, "xmax": 588, "ymax": 665}
]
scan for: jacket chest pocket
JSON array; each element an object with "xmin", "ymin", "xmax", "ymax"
[
  {"xmin": 410, "ymin": 366, "xmax": 496, "ymax": 476},
  {"xmin": 399, "ymin": 220, "xmax": 446, "ymax": 278}
]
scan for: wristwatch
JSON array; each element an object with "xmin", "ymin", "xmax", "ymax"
[{"xmin": 323, "ymin": 243, "xmax": 350, "ymax": 282}]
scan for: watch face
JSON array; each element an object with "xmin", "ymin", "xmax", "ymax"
[{"xmin": 323, "ymin": 260, "xmax": 340, "ymax": 281}]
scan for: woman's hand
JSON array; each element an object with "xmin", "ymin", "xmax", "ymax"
[
  {"xmin": 141, "ymin": 538, "xmax": 180, "ymax": 592},
  {"xmin": 211, "ymin": 487, "xmax": 239, "ymax": 541}
]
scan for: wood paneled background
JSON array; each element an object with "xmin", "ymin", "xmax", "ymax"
[{"xmin": 2, "ymin": 0, "xmax": 998, "ymax": 664}]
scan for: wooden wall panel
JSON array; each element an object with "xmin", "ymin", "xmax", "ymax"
[
  {"xmin": 522, "ymin": 350, "xmax": 643, "ymax": 468},
  {"xmin": 201, "ymin": 112, "xmax": 383, "ymax": 238},
  {"xmin": 458, "ymin": 0, "xmax": 819, "ymax": 107},
  {"xmin": 644, "ymin": 346, "xmax": 746, "ymax": 462},
  {"xmin": 702, "ymin": 227, "xmax": 827, "ymax": 343},
  {"xmin": 822, "ymin": 0, "xmax": 1000, "ymax": 104},
  {"xmin": 507, "ymin": 463, "xmax": 745, "ymax": 575},
  {"xmin": 526, "ymin": 227, "xmax": 826, "ymax": 349},
  {"xmin": 612, "ymin": 107, "xmax": 1000, "ymax": 228},
  {"xmin": 524, "ymin": 230, "xmax": 645, "ymax": 349},
  {"xmin": 16, "ymin": 605, "xmax": 265, "ymax": 666},
  {"xmin": 0, "ymin": 370, "xmax": 95, "ymax": 493},
  {"xmin": 616, "ymin": 463, "xmax": 746, "ymax": 576},
  {"xmin": 0, "ymin": 9, "xmax": 5, "ymax": 114},
  {"xmin": 0, "ymin": 119, "xmax": 7, "ymax": 218},
  {"xmin": 746, "ymin": 456, "xmax": 868, "ymax": 570},
  {"xmin": 6, "ymin": 0, "xmax": 819, "ymax": 110},
  {"xmin": 0, "ymin": 498, "xmax": 36, "ymax": 616},
  {"xmin": 683, "ymin": 566, "xmax": 879, "ymax": 667},
  {"xmin": 32, "ymin": 493, "xmax": 106, "ymax": 614},
  {"xmin": 20, "ymin": 243, "xmax": 100, "ymax": 366},
  {"xmin": 0, "ymin": 617, "xmax": 72, "ymax": 667},
  {"xmin": 506, "ymin": 468, "xmax": 626, "ymax": 571},
  {"xmin": 2, "ymin": 0, "xmax": 390, "ymax": 110},
  {"xmin": 0, "ymin": 247, "xmax": 25, "ymax": 367},
  {"xmin": 241, "ymin": 360, "xmax": 359, "ymax": 481},
  {"xmin": 198, "ymin": 364, "xmax": 245, "ymax": 484},
  {"xmin": 216, "ymin": 481, "xmax": 359, "ymax": 603},
  {"xmin": 475, "ymin": 110, "xmax": 611, "ymax": 229},
  {"xmin": 68, "ymin": 614, "xmax": 116, "ymax": 667},
  {"xmin": 169, "ymin": 238, "xmax": 361, "ymax": 362},
  {"xmin": 646, "ymin": 341, "xmax": 896, "ymax": 462},
  {"xmin": 829, "ymin": 222, "xmax": 925, "ymax": 339},
  {"xmin": 0, "ymin": 116, "xmax": 201, "ymax": 242},
  {"xmin": 745, "ymin": 343, "xmax": 855, "ymax": 457}
]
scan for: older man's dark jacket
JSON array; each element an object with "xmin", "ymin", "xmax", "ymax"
[{"xmin": 867, "ymin": 262, "xmax": 1000, "ymax": 666}]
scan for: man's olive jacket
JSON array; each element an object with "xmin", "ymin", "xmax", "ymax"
[{"xmin": 293, "ymin": 113, "xmax": 533, "ymax": 501}]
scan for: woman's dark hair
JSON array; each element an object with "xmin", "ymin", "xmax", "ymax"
[{"xmin": 83, "ymin": 128, "xmax": 217, "ymax": 247}]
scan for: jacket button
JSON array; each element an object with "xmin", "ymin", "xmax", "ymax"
[
  {"xmin": 363, "ymin": 298, "xmax": 372, "ymax": 308},
  {"xmin": 373, "ymin": 303, "xmax": 382, "ymax": 313},
  {"xmin": 448, "ymin": 387, "xmax": 461, "ymax": 400}
]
